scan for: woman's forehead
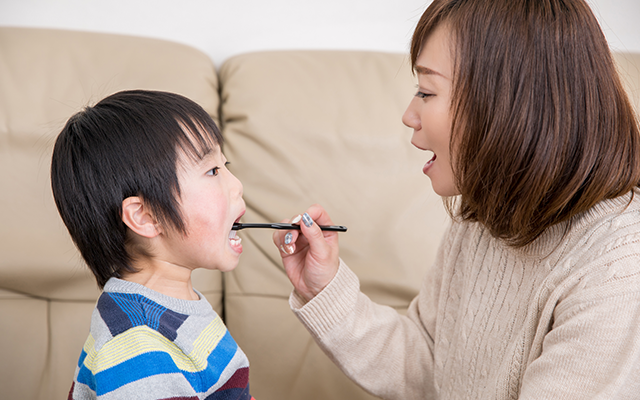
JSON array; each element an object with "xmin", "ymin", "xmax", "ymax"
[{"xmin": 415, "ymin": 24, "xmax": 454, "ymax": 81}]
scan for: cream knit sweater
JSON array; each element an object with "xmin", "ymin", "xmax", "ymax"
[{"xmin": 291, "ymin": 192, "xmax": 640, "ymax": 399}]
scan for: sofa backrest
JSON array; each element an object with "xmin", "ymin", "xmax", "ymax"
[
  {"xmin": 0, "ymin": 27, "xmax": 223, "ymax": 399},
  {"xmin": 615, "ymin": 52, "xmax": 640, "ymax": 113},
  {"xmin": 218, "ymin": 50, "xmax": 450, "ymax": 399},
  {"xmin": 217, "ymin": 51, "xmax": 640, "ymax": 400},
  {"xmin": 0, "ymin": 26, "xmax": 638, "ymax": 400}
]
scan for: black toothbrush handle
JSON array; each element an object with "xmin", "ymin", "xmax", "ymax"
[{"xmin": 232, "ymin": 223, "xmax": 347, "ymax": 232}]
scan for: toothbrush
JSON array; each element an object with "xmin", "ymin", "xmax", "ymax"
[{"xmin": 232, "ymin": 223, "xmax": 347, "ymax": 232}]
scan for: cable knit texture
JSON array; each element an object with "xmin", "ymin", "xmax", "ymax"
[{"xmin": 291, "ymin": 191, "xmax": 640, "ymax": 399}]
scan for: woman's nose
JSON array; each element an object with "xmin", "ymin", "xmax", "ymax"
[{"xmin": 402, "ymin": 99, "xmax": 421, "ymax": 131}]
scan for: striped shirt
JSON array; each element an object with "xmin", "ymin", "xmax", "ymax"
[{"xmin": 68, "ymin": 278, "xmax": 254, "ymax": 400}]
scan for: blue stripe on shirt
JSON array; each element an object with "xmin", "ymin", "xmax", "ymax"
[{"xmin": 78, "ymin": 329, "xmax": 239, "ymax": 396}]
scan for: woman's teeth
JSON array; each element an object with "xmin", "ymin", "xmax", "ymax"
[
  {"xmin": 423, "ymin": 152, "xmax": 437, "ymax": 174},
  {"xmin": 426, "ymin": 152, "xmax": 436, "ymax": 164}
]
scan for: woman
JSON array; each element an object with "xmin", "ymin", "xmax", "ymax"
[{"xmin": 274, "ymin": 0, "xmax": 640, "ymax": 398}]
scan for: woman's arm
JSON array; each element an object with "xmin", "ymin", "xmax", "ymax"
[
  {"xmin": 274, "ymin": 205, "xmax": 446, "ymax": 398},
  {"xmin": 290, "ymin": 260, "xmax": 439, "ymax": 399}
]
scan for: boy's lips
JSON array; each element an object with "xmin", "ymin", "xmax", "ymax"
[
  {"xmin": 234, "ymin": 212, "xmax": 244, "ymax": 225},
  {"xmin": 229, "ymin": 210, "xmax": 245, "ymax": 251}
]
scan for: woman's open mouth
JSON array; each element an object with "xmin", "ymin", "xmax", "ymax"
[{"xmin": 423, "ymin": 152, "xmax": 436, "ymax": 174}]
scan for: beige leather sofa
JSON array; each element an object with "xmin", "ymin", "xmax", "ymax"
[{"xmin": 1, "ymin": 27, "xmax": 638, "ymax": 400}]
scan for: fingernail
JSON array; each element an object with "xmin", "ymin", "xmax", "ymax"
[
  {"xmin": 302, "ymin": 213, "xmax": 313, "ymax": 227},
  {"xmin": 280, "ymin": 244, "xmax": 294, "ymax": 255},
  {"xmin": 284, "ymin": 232, "xmax": 293, "ymax": 244},
  {"xmin": 291, "ymin": 215, "xmax": 302, "ymax": 224}
]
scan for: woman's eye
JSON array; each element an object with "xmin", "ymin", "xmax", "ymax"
[
  {"xmin": 414, "ymin": 85, "xmax": 433, "ymax": 99},
  {"xmin": 207, "ymin": 167, "xmax": 220, "ymax": 176}
]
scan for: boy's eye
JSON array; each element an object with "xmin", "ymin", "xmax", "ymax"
[{"xmin": 206, "ymin": 162, "xmax": 230, "ymax": 176}]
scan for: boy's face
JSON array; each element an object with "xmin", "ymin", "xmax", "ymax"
[{"xmin": 158, "ymin": 144, "xmax": 245, "ymax": 273}]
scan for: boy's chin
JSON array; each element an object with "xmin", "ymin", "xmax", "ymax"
[{"xmin": 208, "ymin": 259, "xmax": 240, "ymax": 273}]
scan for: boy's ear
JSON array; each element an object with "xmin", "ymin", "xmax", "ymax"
[{"xmin": 121, "ymin": 196, "xmax": 161, "ymax": 238}]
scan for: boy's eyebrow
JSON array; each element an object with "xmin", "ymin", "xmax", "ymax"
[
  {"xmin": 198, "ymin": 150, "xmax": 219, "ymax": 164},
  {"xmin": 415, "ymin": 65, "xmax": 449, "ymax": 79}
]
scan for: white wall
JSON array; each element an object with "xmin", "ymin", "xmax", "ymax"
[{"xmin": 1, "ymin": 0, "xmax": 638, "ymax": 68}]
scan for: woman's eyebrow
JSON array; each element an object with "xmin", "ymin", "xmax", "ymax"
[{"xmin": 415, "ymin": 65, "xmax": 448, "ymax": 79}]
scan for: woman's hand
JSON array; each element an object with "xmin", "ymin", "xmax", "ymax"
[{"xmin": 273, "ymin": 204, "xmax": 340, "ymax": 302}]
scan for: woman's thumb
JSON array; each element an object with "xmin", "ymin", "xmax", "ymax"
[{"xmin": 300, "ymin": 212, "xmax": 325, "ymax": 244}]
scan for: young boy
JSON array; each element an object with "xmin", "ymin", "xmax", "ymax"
[{"xmin": 51, "ymin": 90, "xmax": 253, "ymax": 400}]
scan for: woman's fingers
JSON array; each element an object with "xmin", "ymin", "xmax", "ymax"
[
  {"xmin": 305, "ymin": 204, "xmax": 335, "ymax": 226},
  {"xmin": 272, "ymin": 205, "xmax": 340, "ymax": 301},
  {"xmin": 274, "ymin": 210, "xmax": 330, "ymax": 255},
  {"xmin": 300, "ymin": 212, "xmax": 324, "ymax": 242},
  {"xmin": 281, "ymin": 231, "xmax": 296, "ymax": 255},
  {"xmin": 273, "ymin": 215, "xmax": 301, "ymax": 255}
]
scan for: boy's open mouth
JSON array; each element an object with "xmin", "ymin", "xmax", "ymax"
[
  {"xmin": 228, "ymin": 230, "xmax": 241, "ymax": 246},
  {"xmin": 229, "ymin": 215, "xmax": 243, "ymax": 246}
]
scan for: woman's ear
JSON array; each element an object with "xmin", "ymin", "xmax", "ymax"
[{"xmin": 121, "ymin": 196, "xmax": 161, "ymax": 238}]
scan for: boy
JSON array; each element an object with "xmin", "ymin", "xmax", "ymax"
[{"xmin": 51, "ymin": 90, "xmax": 253, "ymax": 400}]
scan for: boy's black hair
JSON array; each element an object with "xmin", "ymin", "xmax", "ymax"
[{"xmin": 51, "ymin": 90, "xmax": 223, "ymax": 288}]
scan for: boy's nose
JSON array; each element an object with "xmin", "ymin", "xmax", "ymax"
[{"xmin": 233, "ymin": 174, "xmax": 244, "ymax": 198}]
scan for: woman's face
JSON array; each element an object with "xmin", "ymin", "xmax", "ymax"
[{"xmin": 402, "ymin": 24, "xmax": 459, "ymax": 197}]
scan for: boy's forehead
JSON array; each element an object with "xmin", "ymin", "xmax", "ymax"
[
  {"xmin": 178, "ymin": 119, "xmax": 220, "ymax": 152},
  {"xmin": 178, "ymin": 142, "xmax": 222, "ymax": 167},
  {"xmin": 201, "ymin": 145, "xmax": 223, "ymax": 162}
]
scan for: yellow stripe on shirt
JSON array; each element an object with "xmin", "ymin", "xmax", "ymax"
[{"xmin": 82, "ymin": 316, "xmax": 227, "ymax": 374}]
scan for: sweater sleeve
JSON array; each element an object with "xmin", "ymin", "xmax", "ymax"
[
  {"xmin": 519, "ymin": 260, "xmax": 640, "ymax": 399},
  {"xmin": 290, "ymin": 258, "xmax": 439, "ymax": 399}
]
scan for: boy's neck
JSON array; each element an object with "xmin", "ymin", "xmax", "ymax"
[{"xmin": 121, "ymin": 261, "xmax": 199, "ymax": 301}]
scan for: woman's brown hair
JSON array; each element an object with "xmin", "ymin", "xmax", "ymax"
[{"xmin": 412, "ymin": 0, "xmax": 640, "ymax": 246}]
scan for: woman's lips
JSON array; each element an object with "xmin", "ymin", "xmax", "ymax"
[{"xmin": 423, "ymin": 153, "xmax": 437, "ymax": 174}]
